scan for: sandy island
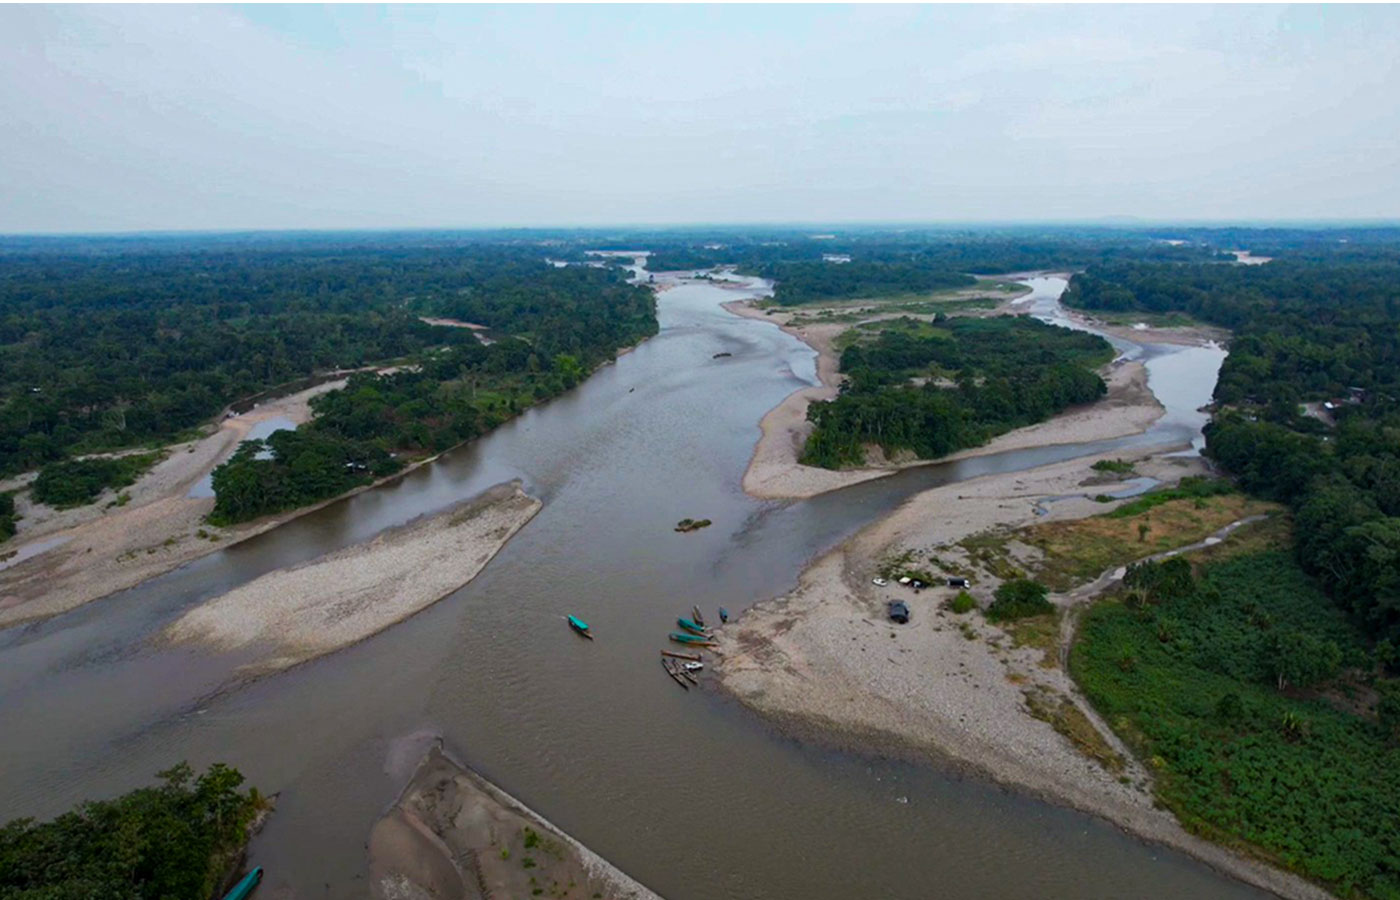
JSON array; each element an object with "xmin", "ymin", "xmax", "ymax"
[
  {"xmin": 725, "ymin": 288, "xmax": 1166, "ymax": 501},
  {"xmin": 0, "ymin": 378, "xmax": 364, "ymax": 629},
  {"xmin": 714, "ymin": 448, "xmax": 1326, "ymax": 900},
  {"xmin": 370, "ymin": 741, "xmax": 661, "ymax": 900},
  {"xmin": 165, "ymin": 482, "xmax": 539, "ymax": 673}
]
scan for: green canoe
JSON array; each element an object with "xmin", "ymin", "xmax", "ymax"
[
  {"xmin": 677, "ymin": 617, "xmax": 709, "ymax": 635},
  {"xmin": 221, "ymin": 868, "xmax": 263, "ymax": 900},
  {"xmin": 669, "ymin": 631, "xmax": 714, "ymax": 645}
]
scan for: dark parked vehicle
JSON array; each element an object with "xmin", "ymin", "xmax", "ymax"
[
  {"xmin": 888, "ymin": 600, "xmax": 910, "ymax": 624},
  {"xmin": 947, "ymin": 577, "xmax": 970, "ymax": 588}
]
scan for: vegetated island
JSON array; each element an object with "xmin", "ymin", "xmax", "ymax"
[
  {"xmin": 166, "ymin": 481, "xmax": 540, "ymax": 673},
  {"xmin": 718, "ymin": 238, "xmax": 1400, "ymax": 900},
  {"xmin": 370, "ymin": 741, "xmax": 661, "ymax": 900},
  {"xmin": 674, "ymin": 517, "xmax": 712, "ymax": 532},
  {"xmin": 725, "ymin": 277, "xmax": 1164, "ymax": 500}
]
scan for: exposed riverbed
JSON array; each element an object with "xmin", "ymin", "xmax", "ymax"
[{"xmin": 0, "ymin": 275, "xmax": 1257, "ymax": 900}]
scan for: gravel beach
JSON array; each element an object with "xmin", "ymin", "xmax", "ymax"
[{"xmin": 165, "ymin": 482, "xmax": 540, "ymax": 672}]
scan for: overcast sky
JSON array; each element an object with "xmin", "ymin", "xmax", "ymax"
[{"xmin": 3, "ymin": 4, "xmax": 1398, "ymax": 233}]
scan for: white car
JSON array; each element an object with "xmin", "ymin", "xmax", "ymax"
[{"xmin": 872, "ymin": 577, "xmax": 889, "ymax": 586}]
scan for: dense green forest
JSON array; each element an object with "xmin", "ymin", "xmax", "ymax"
[
  {"xmin": 0, "ymin": 236, "xmax": 655, "ymax": 526},
  {"xmin": 1064, "ymin": 255, "xmax": 1400, "ymax": 646},
  {"xmin": 758, "ymin": 261, "xmax": 974, "ymax": 305},
  {"xmin": 0, "ymin": 763, "xmax": 264, "ymax": 900},
  {"xmin": 801, "ymin": 316, "xmax": 1112, "ymax": 467},
  {"xmin": 0, "ymin": 492, "xmax": 15, "ymax": 541},
  {"xmin": 1072, "ymin": 549, "xmax": 1400, "ymax": 899},
  {"xmin": 0, "ymin": 240, "xmax": 651, "ymax": 480}
]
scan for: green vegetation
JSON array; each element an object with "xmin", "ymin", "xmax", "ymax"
[
  {"xmin": 948, "ymin": 590, "xmax": 976, "ymax": 614},
  {"xmin": 674, "ymin": 518, "xmax": 712, "ymax": 533},
  {"xmin": 0, "ymin": 492, "xmax": 15, "ymax": 541},
  {"xmin": 31, "ymin": 452, "xmax": 162, "ymax": 509},
  {"xmin": 1091, "ymin": 458, "xmax": 1136, "ymax": 475},
  {"xmin": 987, "ymin": 578, "xmax": 1053, "ymax": 621},
  {"xmin": 1072, "ymin": 547, "xmax": 1399, "ymax": 898},
  {"xmin": 1066, "ymin": 253, "xmax": 1400, "ymax": 646},
  {"xmin": 0, "ymin": 762, "xmax": 264, "ymax": 900},
  {"xmin": 801, "ymin": 316, "xmax": 1112, "ymax": 468},
  {"xmin": 1024, "ymin": 687, "xmax": 1125, "ymax": 772},
  {"xmin": 1105, "ymin": 477, "xmax": 1235, "ymax": 519}
]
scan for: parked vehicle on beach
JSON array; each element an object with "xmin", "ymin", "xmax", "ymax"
[{"xmin": 888, "ymin": 601, "xmax": 910, "ymax": 624}]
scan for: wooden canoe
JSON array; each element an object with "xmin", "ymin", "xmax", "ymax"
[
  {"xmin": 692, "ymin": 605, "xmax": 706, "ymax": 627},
  {"xmin": 661, "ymin": 657, "xmax": 689, "ymax": 690},
  {"xmin": 679, "ymin": 665, "xmax": 699, "ymax": 685},
  {"xmin": 661, "ymin": 650, "xmax": 702, "ymax": 662}
]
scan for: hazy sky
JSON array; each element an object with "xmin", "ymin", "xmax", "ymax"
[{"xmin": 3, "ymin": 4, "xmax": 1398, "ymax": 232}]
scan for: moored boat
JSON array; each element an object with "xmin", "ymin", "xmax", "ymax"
[
  {"xmin": 692, "ymin": 605, "xmax": 706, "ymax": 627},
  {"xmin": 567, "ymin": 615, "xmax": 594, "ymax": 639},
  {"xmin": 679, "ymin": 665, "xmax": 699, "ymax": 685},
  {"xmin": 661, "ymin": 657, "xmax": 689, "ymax": 689},
  {"xmin": 719, "ymin": 607, "xmax": 729, "ymax": 623},
  {"xmin": 661, "ymin": 649, "xmax": 702, "ymax": 661},
  {"xmin": 677, "ymin": 617, "xmax": 709, "ymax": 635},
  {"xmin": 221, "ymin": 868, "xmax": 264, "ymax": 900},
  {"xmin": 669, "ymin": 632, "xmax": 715, "ymax": 646}
]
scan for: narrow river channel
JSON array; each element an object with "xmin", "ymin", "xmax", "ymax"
[{"xmin": 0, "ymin": 276, "xmax": 1262, "ymax": 900}]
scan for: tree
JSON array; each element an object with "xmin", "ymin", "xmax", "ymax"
[{"xmin": 1264, "ymin": 630, "xmax": 1342, "ymax": 691}]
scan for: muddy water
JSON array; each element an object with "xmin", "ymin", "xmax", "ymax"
[{"xmin": 0, "ymin": 277, "xmax": 1257, "ymax": 900}]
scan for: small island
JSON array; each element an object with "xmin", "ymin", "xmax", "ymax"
[{"xmin": 674, "ymin": 517, "xmax": 712, "ymax": 533}]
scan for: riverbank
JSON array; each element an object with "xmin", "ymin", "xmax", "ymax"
[
  {"xmin": 165, "ymin": 481, "xmax": 539, "ymax": 673},
  {"xmin": 714, "ymin": 448, "xmax": 1328, "ymax": 900},
  {"xmin": 370, "ymin": 740, "xmax": 661, "ymax": 900},
  {"xmin": 0, "ymin": 378, "xmax": 356, "ymax": 629}
]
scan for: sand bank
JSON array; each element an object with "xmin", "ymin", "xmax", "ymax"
[
  {"xmin": 0, "ymin": 378, "xmax": 355, "ymax": 629},
  {"xmin": 715, "ymin": 450, "xmax": 1328, "ymax": 900},
  {"xmin": 370, "ymin": 740, "xmax": 662, "ymax": 900},
  {"xmin": 1060, "ymin": 308, "xmax": 1229, "ymax": 348},
  {"xmin": 165, "ymin": 482, "xmax": 539, "ymax": 672}
]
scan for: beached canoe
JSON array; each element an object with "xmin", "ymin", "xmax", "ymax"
[
  {"xmin": 669, "ymin": 632, "xmax": 715, "ymax": 646},
  {"xmin": 719, "ymin": 607, "xmax": 729, "ymax": 623},
  {"xmin": 677, "ymin": 617, "xmax": 710, "ymax": 635},
  {"xmin": 661, "ymin": 657, "xmax": 689, "ymax": 689},
  {"xmin": 692, "ymin": 605, "xmax": 706, "ymax": 627},
  {"xmin": 567, "ymin": 615, "xmax": 594, "ymax": 639},
  {"xmin": 661, "ymin": 650, "xmax": 702, "ymax": 662},
  {"xmin": 221, "ymin": 868, "xmax": 263, "ymax": 900}
]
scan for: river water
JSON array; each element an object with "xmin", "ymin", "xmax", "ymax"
[{"xmin": 0, "ymin": 276, "xmax": 1257, "ymax": 900}]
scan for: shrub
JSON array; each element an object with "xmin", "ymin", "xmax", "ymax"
[
  {"xmin": 949, "ymin": 590, "xmax": 976, "ymax": 614},
  {"xmin": 32, "ymin": 453, "xmax": 160, "ymax": 509},
  {"xmin": 987, "ymin": 579, "xmax": 1053, "ymax": 621},
  {"xmin": 1092, "ymin": 458, "xmax": 1136, "ymax": 474}
]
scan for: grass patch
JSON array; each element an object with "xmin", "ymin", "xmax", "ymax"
[
  {"xmin": 1106, "ymin": 476, "xmax": 1234, "ymax": 519},
  {"xmin": 1018, "ymin": 491, "xmax": 1279, "ymax": 591},
  {"xmin": 1091, "ymin": 458, "xmax": 1136, "ymax": 475},
  {"xmin": 1004, "ymin": 612, "xmax": 1061, "ymax": 668},
  {"xmin": 1024, "ymin": 687, "xmax": 1125, "ymax": 773},
  {"xmin": 958, "ymin": 531, "xmax": 1023, "ymax": 581}
]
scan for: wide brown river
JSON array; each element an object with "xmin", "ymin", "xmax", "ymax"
[{"xmin": 0, "ymin": 276, "xmax": 1266, "ymax": 899}]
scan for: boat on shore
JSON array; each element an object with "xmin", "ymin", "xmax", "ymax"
[
  {"xmin": 669, "ymin": 632, "xmax": 715, "ymax": 647},
  {"xmin": 691, "ymin": 605, "xmax": 706, "ymax": 627},
  {"xmin": 567, "ymin": 615, "xmax": 594, "ymax": 639}
]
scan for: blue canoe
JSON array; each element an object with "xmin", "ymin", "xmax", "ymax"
[
  {"xmin": 568, "ymin": 615, "xmax": 594, "ymax": 639},
  {"xmin": 719, "ymin": 607, "xmax": 730, "ymax": 623},
  {"xmin": 221, "ymin": 868, "xmax": 263, "ymax": 900}
]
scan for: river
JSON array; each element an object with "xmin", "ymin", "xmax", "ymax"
[{"xmin": 0, "ymin": 275, "xmax": 1259, "ymax": 900}]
